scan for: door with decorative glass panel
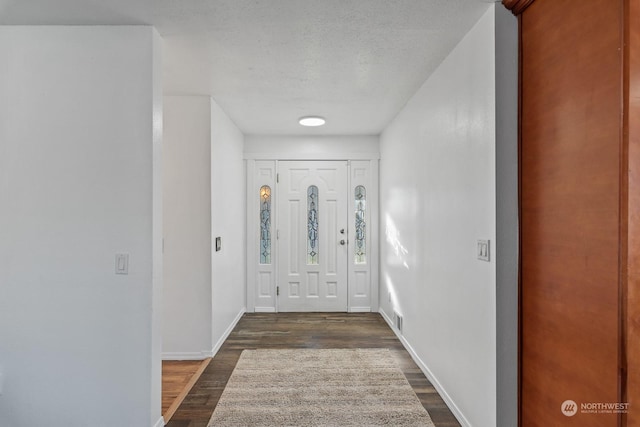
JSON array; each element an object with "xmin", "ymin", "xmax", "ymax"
[{"xmin": 277, "ymin": 161, "xmax": 348, "ymax": 311}]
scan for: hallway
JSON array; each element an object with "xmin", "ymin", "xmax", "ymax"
[
  {"xmin": 166, "ymin": 313, "xmax": 460, "ymax": 427},
  {"xmin": 0, "ymin": 2, "xmax": 512, "ymax": 426}
]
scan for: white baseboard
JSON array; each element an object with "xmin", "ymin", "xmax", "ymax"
[
  {"xmin": 162, "ymin": 351, "xmax": 213, "ymax": 361},
  {"xmin": 254, "ymin": 306, "xmax": 276, "ymax": 313},
  {"xmin": 211, "ymin": 307, "xmax": 245, "ymax": 357},
  {"xmin": 152, "ymin": 416, "xmax": 165, "ymax": 427},
  {"xmin": 379, "ymin": 308, "xmax": 471, "ymax": 427},
  {"xmin": 162, "ymin": 308, "xmax": 245, "ymax": 361},
  {"xmin": 348, "ymin": 306, "xmax": 371, "ymax": 313}
]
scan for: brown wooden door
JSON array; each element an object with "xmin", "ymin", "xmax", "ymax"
[
  {"xmin": 625, "ymin": 0, "xmax": 640, "ymax": 423},
  {"xmin": 519, "ymin": 0, "xmax": 623, "ymax": 425}
]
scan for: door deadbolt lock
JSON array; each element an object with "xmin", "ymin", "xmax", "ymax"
[{"xmin": 340, "ymin": 229, "xmax": 345, "ymax": 234}]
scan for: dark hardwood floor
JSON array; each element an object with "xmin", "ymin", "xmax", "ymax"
[{"xmin": 166, "ymin": 313, "xmax": 461, "ymax": 427}]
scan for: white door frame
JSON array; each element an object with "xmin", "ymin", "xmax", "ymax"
[{"xmin": 245, "ymin": 156, "xmax": 379, "ymax": 313}]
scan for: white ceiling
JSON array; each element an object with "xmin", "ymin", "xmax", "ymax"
[{"xmin": 0, "ymin": 0, "xmax": 492, "ymax": 135}]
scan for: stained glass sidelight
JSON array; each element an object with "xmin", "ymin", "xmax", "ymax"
[
  {"xmin": 355, "ymin": 185, "xmax": 366, "ymax": 264},
  {"xmin": 307, "ymin": 185, "xmax": 319, "ymax": 264},
  {"xmin": 259, "ymin": 185, "xmax": 271, "ymax": 264}
]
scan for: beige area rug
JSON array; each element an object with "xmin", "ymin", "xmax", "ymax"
[{"xmin": 208, "ymin": 348, "xmax": 435, "ymax": 426}]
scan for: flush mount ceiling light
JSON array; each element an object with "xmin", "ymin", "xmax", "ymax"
[{"xmin": 299, "ymin": 116, "xmax": 326, "ymax": 127}]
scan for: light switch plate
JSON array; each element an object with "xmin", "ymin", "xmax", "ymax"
[
  {"xmin": 477, "ymin": 240, "xmax": 490, "ymax": 262},
  {"xmin": 115, "ymin": 254, "xmax": 129, "ymax": 274}
]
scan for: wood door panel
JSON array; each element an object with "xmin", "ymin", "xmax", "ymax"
[
  {"xmin": 520, "ymin": 0, "xmax": 622, "ymax": 425},
  {"xmin": 625, "ymin": 0, "xmax": 640, "ymax": 423}
]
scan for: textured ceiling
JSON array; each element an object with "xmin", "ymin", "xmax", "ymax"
[{"xmin": 0, "ymin": 0, "xmax": 493, "ymax": 135}]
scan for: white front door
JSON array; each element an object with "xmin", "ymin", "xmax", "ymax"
[{"xmin": 277, "ymin": 161, "xmax": 348, "ymax": 312}]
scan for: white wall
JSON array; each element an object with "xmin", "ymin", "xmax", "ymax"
[
  {"xmin": 150, "ymin": 29, "xmax": 163, "ymax": 426},
  {"xmin": 162, "ymin": 96, "xmax": 245, "ymax": 360},
  {"xmin": 495, "ymin": 5, "xmax": 518, "ymax": 427},
  {"xmin": 163, "ymin": 96, "xmax": 212, "ymax": 358},
  {"xmin": 244, "ymin": 135, "xmax": 379, "ymax": 160},
  {"xmin": 379, "ymin": 6, "xmax": 496, "ymax": 427},
  {"xmin": 211, "ymin": 99, "xmax": 246, "ymax": 352},
  {"xmin": 0, "ymin": 26, "xmax": 163, "ymax": 427}
]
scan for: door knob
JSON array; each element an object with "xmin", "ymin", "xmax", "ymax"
[{"xmin": 340, "ymin": 240, "xmax": 346, "ymax": 245}]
